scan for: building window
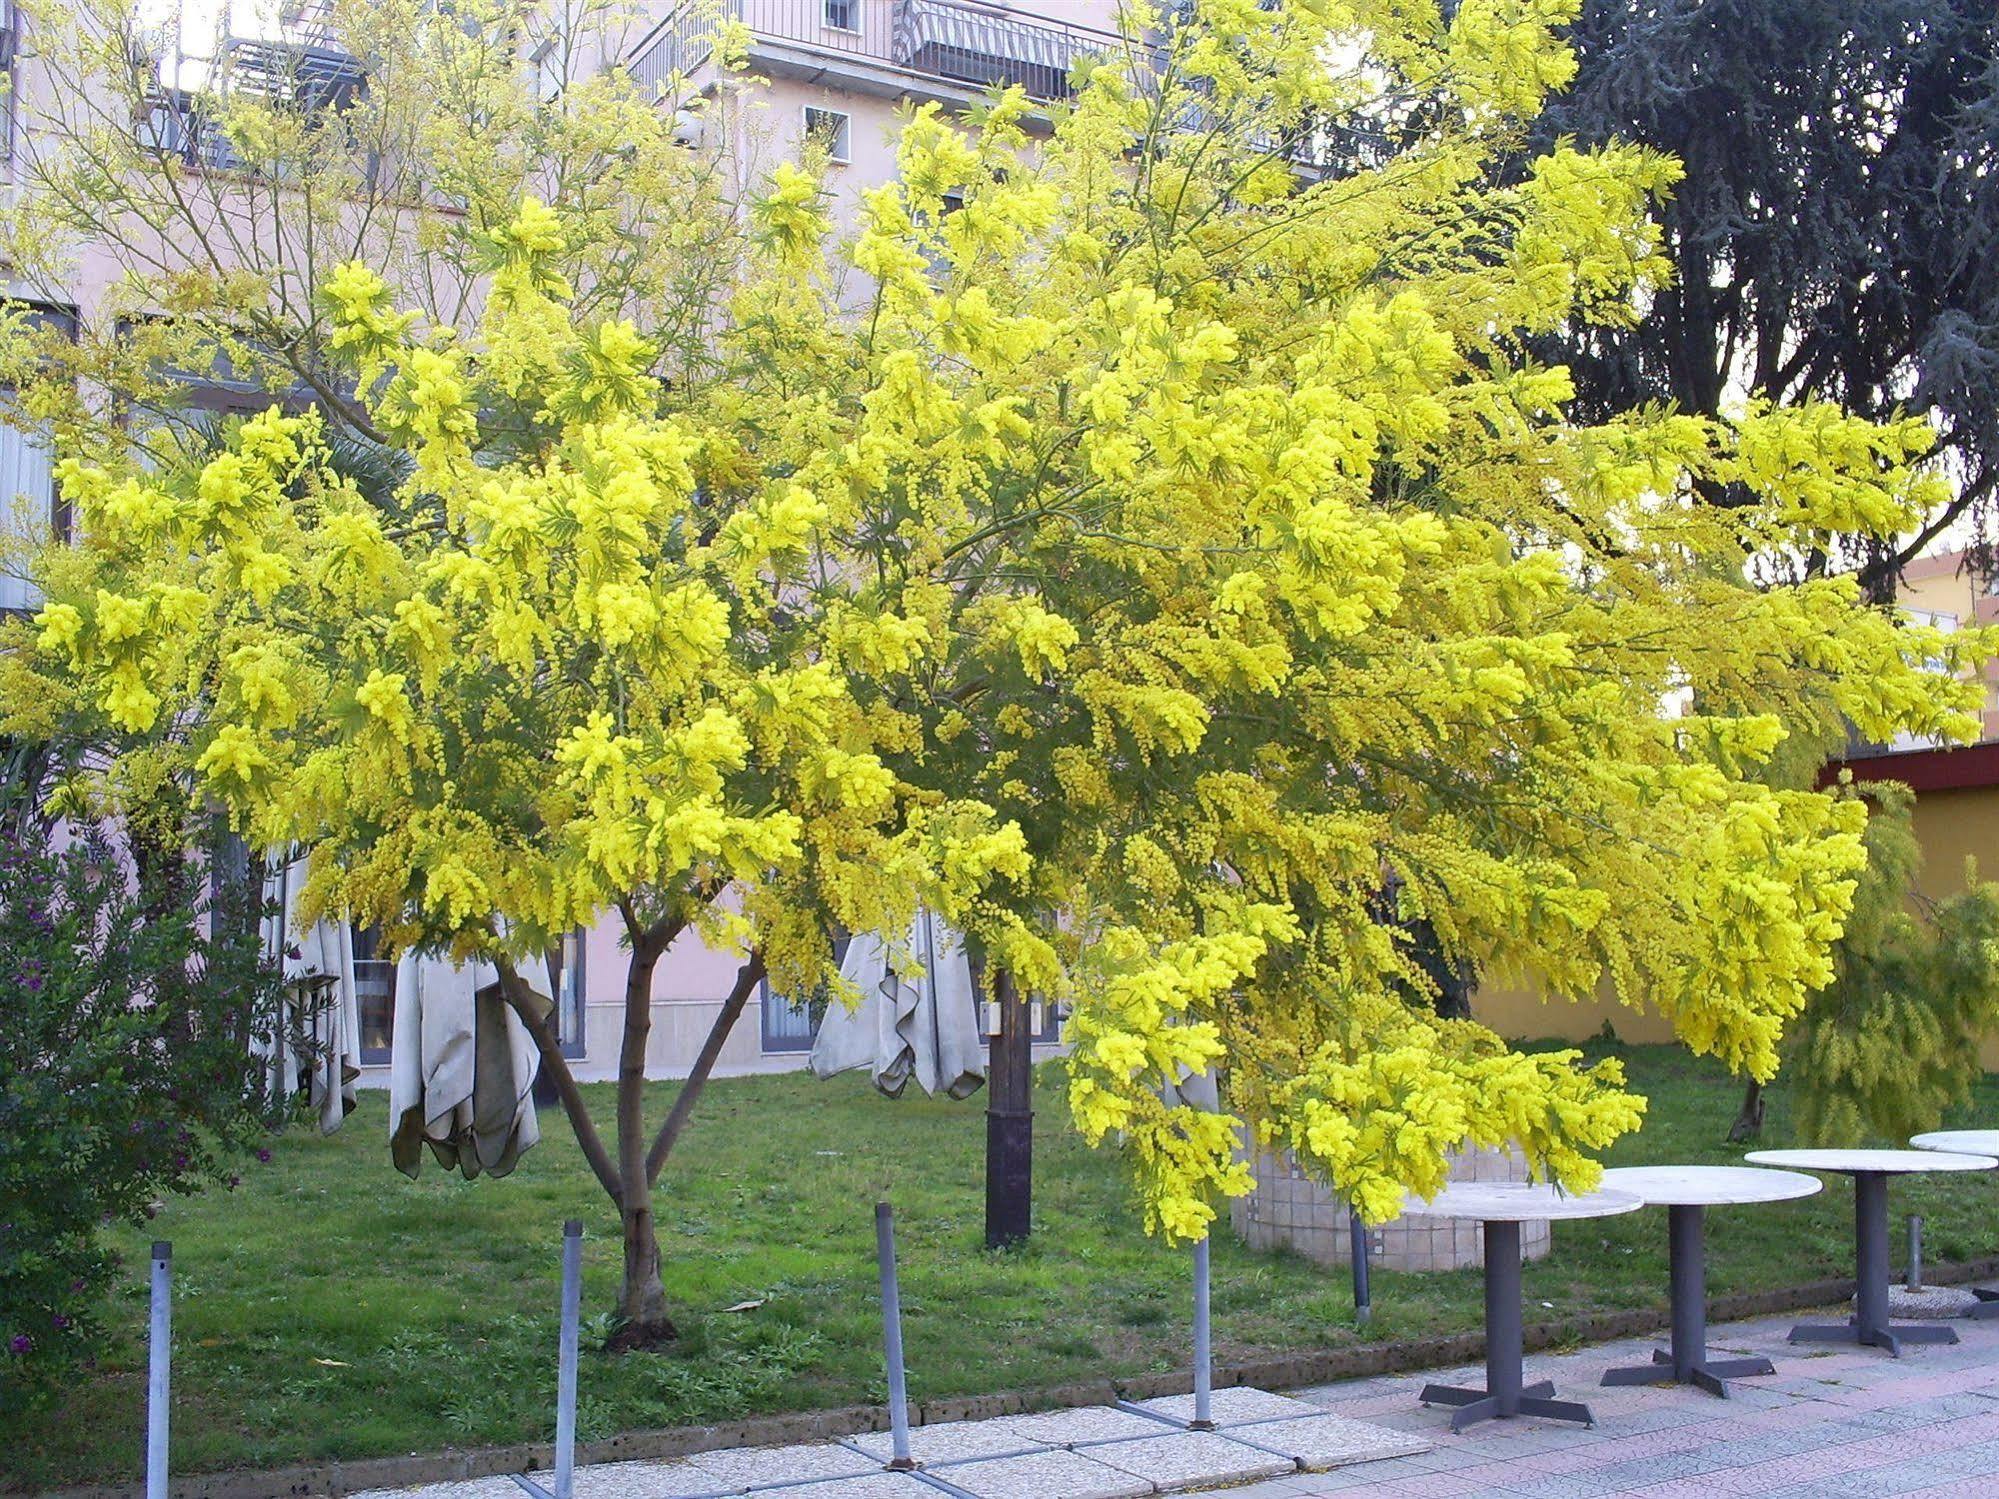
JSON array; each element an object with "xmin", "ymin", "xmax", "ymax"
[
  {"xmin": 761, "ymin": 980, "xmax": 820, "ymax": 1053},
  {"xmin": 0, "ymin": 301, "xmax": 78, "ymax": 615},
  {"xmin": 353, "ymin": 928, "xmax": 395, "ymax": 1065},
  {"xmin": 551, "ymin": 929, "xmax": 586, "ymax": 1059},
  {"xmin": 804, "ymin": 106, "xmax": 852, "ymax": 164},
  {"xmin": 0, "ymin": 0, "xmax": 18, "ymax": 164},
  {"xmin": 823, "ymin": 0, "xmax": 859, "ymax": 32}
]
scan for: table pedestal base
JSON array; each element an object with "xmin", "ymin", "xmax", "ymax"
[
  {"xmin": 1418, "ymin": 1221, "xmax": 1596, "ymax": 1431},
  {"xmin": 1602, "ymin": 1346, "xmax": 1774, "ymax": 1398},
  {"xmin": 1788, "ymin": 1319, "xmax": 1959, "ymax": 1356},
  {"xmin": 1786, "ymin": 1173, "xmax": 1959, "ymax": 1357},
  {"xmin": 1966, "ymin": 1287, "xmax": 1999, "ymax": 1319},
  {"xmin": 1601, "ymin": 1205, "xmax": 1780, "ymax": 1398},
  {"xmin": 1420, "ymin": 1379, "xmax": 1593, "ymax": 1431}
]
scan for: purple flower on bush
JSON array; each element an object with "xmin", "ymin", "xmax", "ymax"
[
  {"xmin": 51, "ymin": 1314, "xmax": 69, "ymax": 1330},
  {"xmin": 8, "ymin": 1334, "xmax": 30, "ymax": 1356},
  {"xmin": 256, "ymin": 1148, "xmax": 272, "ymax": 1163}
]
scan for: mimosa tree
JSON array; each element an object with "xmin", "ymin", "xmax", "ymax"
[{"xmin": 4, "ymin": 0, "xmax": 1992, "ymax": 1351}]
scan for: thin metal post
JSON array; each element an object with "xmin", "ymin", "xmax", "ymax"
[
  {"xmin": 874, "ymin": 1203, "xmax": 915, "ymax": 1470},
  {"xmin": 1190, "ymin": 1237, "xmax": 1213, "ymax": 1430},
  {"xmin": 1666, "ymin": 1204, "xmax": 1705, "ymax": 1378},
  {"xmin": 1906, "ymin": 1215, "xmax": 1924, "ymax": 1292},
  {"xmin": 1349, "ymin": 1209, "xmax": 1372, "ymax": 1324},
  {"xmin": 554, "ymin": 1220, "xmax": 582, "ymax": 1499},
  {"xmin": 146, "ymin": 1241, "xmax": 171, "ymax": 1499}
]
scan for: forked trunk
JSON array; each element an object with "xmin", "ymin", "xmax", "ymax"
[{"xmin": 1726, "ymin": 1078, "xmax": 1765, "ymax": 1143}]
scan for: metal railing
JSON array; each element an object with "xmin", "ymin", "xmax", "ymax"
[{"xmin": 626, "ymin": 0, "xmax": 1126, "ymax": 103}]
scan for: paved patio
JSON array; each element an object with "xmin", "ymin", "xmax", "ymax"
[
  {"xmin": 1228, "ymin": 1303, "xmax": 1999, "ymax": 1497},
  {"xmin": 351, "ymin": 1302, "xmax": 1999, "ymax": 1499}
]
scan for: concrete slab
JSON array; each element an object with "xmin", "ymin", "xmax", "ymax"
[
  {"xmin": 1220, "ymin": 1412, "xmax": 1432, "ymax": 1470},
  {"xmin": 348, "ymin": 1484, "xmax": 525, "ymax": 1499},
  {"xmin": 1086, "ymin": 1430, "xmax": 1295, "ymax": 1491},
  {"xmin": 568, "ymin": 1459, "xmax": 733, "ymax": 1498},
  {"xmin": 688, "ymin": 1440, "xmax": 876, "ymax": 1488},
  {"xmin": 1136, "ymin": 1387, "xmax": 1323, "ymax": 1427},
  {"xmin": 998, "ymin": 1405, "xmax": 1174, "ymax": 1447},
  {"xmin": 931, "ymin": 1447, "xmax": 1153, "ymax": 1498},
  {"xmin": 767, "ymin": 1477, "xmax": 935, "ymax": 1498},
  {"xmin": 844, "ymin": 1422, "xmax": 1045, "ymax": 1465}
]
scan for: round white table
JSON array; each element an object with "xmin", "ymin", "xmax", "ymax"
[
  {"xmin": 1398, "ymin": 1182, "xmax": 1643, "ymax": 1430},
  {"xmin": 1745, "ymin": 1148, "xmax": 1999, "ymax": 1354},
  {"xmin": 1596, "ymin": 1166, "xmax": 1822, "ymax": 1397},
  {"xmin": 1910, "ymin": 1131, "xmax": 1999, "ymax": 1319}
]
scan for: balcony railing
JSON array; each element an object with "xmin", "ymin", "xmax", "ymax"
[
  {"xmin": 139, "ymin": 30, "xmax": 368, "ymax": 173},
  {"xmin": 626, "ymin": 0, "xmax": 1127, "ymax": 104}
]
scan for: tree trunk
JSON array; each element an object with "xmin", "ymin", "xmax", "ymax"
[
  {"xmin": 1727, "ymin": 1078, "xmax": 1765, "ymax": 1143},
  {"xmin": 609, "ymin": 932, "xmax": 676, "ymax": 1350},
  {"xmin": 985, "ymin": 966, "xmax": 1034, "ymax": 1249}
]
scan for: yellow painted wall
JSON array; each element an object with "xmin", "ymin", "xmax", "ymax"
[{"xmin": 1472, "ymin": 782, "xmax": 1999, "ymax": 1068}]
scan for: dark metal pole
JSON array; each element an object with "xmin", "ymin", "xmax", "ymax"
[
  {"xmin": 1854, "ymin": 1172, "xmax": 1891, "ymax": 1340},
  {"xmin": 1349, "ymin": 1209, "xmax": 1372, "ymax": 1324},
  {"xmin": 1666, "ymin": 1204, "xmax": 1704, "ymax": 1379},
  {"xmin": 1907, "ymin": 1215, "xmax": 1924, "ymax": 1292},
  {"xmin": 874, "ymin": 1203, "xmax": 915, "ymax": 1469},
  {"xmin": 984, "ymin": 967, "xmax": 1033, "ymax": 1249},
  {"xmin": 1484, "ymin": 1221, "xmax": 1523, "ymax": 1416}
]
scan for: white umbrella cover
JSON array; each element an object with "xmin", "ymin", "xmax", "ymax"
[
  {"xmin": 388, "ymin": 949, "xmax": 546, "ymax": 1179},
  {"xmin": 256, "ymin": 851, "xmax": 362, "ymax": 1133},
  {"xmin": 810, "ymin": 909, "xmax": 986, "ymax": 1099}
]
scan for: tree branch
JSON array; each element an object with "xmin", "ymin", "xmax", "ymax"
[
  {"xmin": 644, "ymin": 951, "xmax": 767, "ymax": 1187},
  {"xmin": 494, "ymin": 955, "xmax": 622, "ymax": 1207}
]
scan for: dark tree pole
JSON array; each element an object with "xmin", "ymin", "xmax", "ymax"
[{"xmin": 985, "ymin": 966, "xmax": 1034, "ymax": 1248}]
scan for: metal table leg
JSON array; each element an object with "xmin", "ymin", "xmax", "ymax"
[
  {"xmin": 1421, "ymin": 1220, "xmax": 1593, "ymax": 1430},
  {"xmin": 1789, "ymin": 1172, "xmax": 1959, "ymax": 1355},
  {"xmin": 1603, "ymin": 1204, "xmax": 1775, "ymax": 1397}
]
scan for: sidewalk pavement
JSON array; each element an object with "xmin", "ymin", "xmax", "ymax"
[
  {"xmin": 1229, "ymin": 1302, "xmax": 1999, "ymax": 1498},
  {"xmin": 354, "ymin": 1303, "xmax": 1999, "ymax": 1499}
]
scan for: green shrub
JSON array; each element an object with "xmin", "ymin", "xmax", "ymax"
[{"xmin": 0, "ymin": 820, "xmax": 277, "ymax": 1401}]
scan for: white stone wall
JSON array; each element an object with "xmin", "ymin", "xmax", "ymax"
[{"xmin": 1231, "ymin": 1144, "xmax": 1552, "ymax": 1271}]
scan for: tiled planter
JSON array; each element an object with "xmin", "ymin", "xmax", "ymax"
[{"xmin": 1229, "ymin": 1144, "xmax": 1551, "ymax": 1271}]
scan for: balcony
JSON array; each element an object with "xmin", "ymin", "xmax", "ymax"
[
  {"xmin": 139, "ymin": 29, "xmax": 367, "ymax": 172},
  {"xmin": 627, "ymin": 0, "xmax": 1128, "ymax": 108}
]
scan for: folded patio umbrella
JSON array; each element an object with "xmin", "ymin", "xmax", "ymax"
[
  {"xmin": 388, "ymin": 948, "xmax": 547, "ymax": 1179},
  {"xmin": 256, "ymin": 851, "xmax": 362, "ymax": 1133},
  {"xmin": 810, "ymin": 908, "xmax": 986, "ymax": 1099}
]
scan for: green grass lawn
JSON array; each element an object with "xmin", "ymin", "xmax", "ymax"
[{"xmin": 6, "ymin": 1043, "xmax": 1998, "ymax": 1491}]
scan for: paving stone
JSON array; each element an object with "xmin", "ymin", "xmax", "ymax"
[
  {"xmin": 347, "ymin": 1483, "xmax": 526, "ymax": 1499},
  {"xmin": 931, "ymin": 1447, "xmax": 1153, "ymax": 1498},
  {"xmin": 688, "ymin": 1440, "xmax": 876, "ymax": 1488},
  {"xmin": 568, "ymin": 1459, "xmax": 734, "ymax": 1498},
  {"xmin": 766, "ymin": 1477, "xmax": 935, "ymax": 1499},
  {"xmin": 1136, "ymin": 1386, "xmax": 1323, "ymax": 1427},
  {"xmin": 997, "ymin": 1405, "xmax": 1174, "ymax": 1446},
  {"xmin": 1086, "ymin": 1430, "xmax": 1295, "ymax": 1491},
  {"xmin": 843, "ymin": 1422, "xmax": 1045, "ymax": 1465},
  {"xmin": 1223, "ymin": 1412, "xmax": 1432, "ymax": 1470}
]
